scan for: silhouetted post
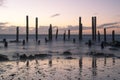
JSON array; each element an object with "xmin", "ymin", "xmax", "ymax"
[
  {"xmin": 79, "ymin": 17, "xmax": 82, "ymax": 40},
  {"xmin": 68, "ymin": 29, "xmax": 70, "ymax": 40},
  {"xmin": 92, "ymin": 17, "xmax": 95, "ymax": 41},
  {"xmin": 3, "ymin": 38, "xmax": 6, "ymax": 42},
  {"xmin": 63, "ymin": 30, "xmax": 66, "ymax": 41},
  {"xmin": 112, "ymin": 30, "xmax": 115, "ymax": 42},
  {"xmin": 38, "ymin": 40, "xmax": 40, "ymax": 45},
  {"xmin": 3, "ymin": 38, "xmax": 8, "ymax": 48},
  {"xmin": 16, "ymin": 27, "xmax": 19, "ymax": 42},
  {"xmin": 48, "ymin": 24, "xmax": 52, "ymax": 41},
  {"xmin": 104, "ymin": 28, "xmax": 106, "ymax": 42},
  {"xmin": 73, "ymin": 38, "xmax": 76, "ymax": 43},
  {"xmin": 55, "ymin": 28, "xmax": 58, "ymax": 40},
  {"xmin": 22, "ymin": 40, "xmax": 25, "ymax": 45},
  {"xmin": 92, "ymin": 16, "xmax": 97, "ymax": 41},
  {"xmin": 88, "ymin": 39, "xmax": 92, "ymax": 47},
  {"xmin": 45, "ymin": 37, "xmax": 48, "ymax": 43},
  {"xmin": 35, "ymin": 17, "xmax": 38, "ymax": 42},
  {"xmin": 101, "ymin": 41, "xmax": 104, "ymax": 49},
  {"xmin": 4, "ymin": 40, "xmax": 8, "ymax": 48},
  {"xmin": 98, "ymin": 31, "xmax": 100, "ymax": 42},
  {"xmin": 26, "ymin": 15, "xmax": 29, "ymax": 42},
  {"xmin": 94, "ymin": 17, "xmax": 97, "ymax": 41}
]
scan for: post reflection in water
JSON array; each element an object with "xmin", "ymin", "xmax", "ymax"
[
  {"xmin": 112, "ymin": 57, "xmax": 115, "ymax": 65},
  {"xmin": 92, "ymin": 56, "xmax": 97, "ymax": 77},
  {"xmin": 49, "ymin": 59, "xmax": 52, "ymax": 67},
  {"xmin": 79, "ymin": 56, "xmax": 83, "ymax": 77},
  {"xmin": 104, "ymin": 56, "xmax": 107, "ymax": 66}
]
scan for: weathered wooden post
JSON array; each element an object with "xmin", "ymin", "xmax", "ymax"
[
  {"xmin": 22, "ymin": 40, "xmax": 25, "ymax": 45},
  {"xmin": 68, "ymin": 29, "xmax": 70, "ymax": 40},
  {"xmin": 98, "ymin": 30, "xmax": 100, "ymax": 42},
  {"xmin": 104, "ymin": 28, "xmax": 106, "ymax": 42},
  {"xmin": 92, "ymin": 17, "xmax": 95, "ymax": 41},
  {"xmin": 55, "ymin": 28, "xmax": 58, "ymax": 40},
  {"xmin": 112, "ymin": 30, "xmax": 115, "ymax": 42},
  {"xmin": 48, "ymin": 24, "xmax": 52, "ymax": 41},
  {"xmin": 35, "ymin": 17, "xmax": 38, "ymax": 42},
  {"xmin": 79, "ymin": 17, "xmax": 82, "ymax": 40},
  {"xmin": 94, "ymin": 17, "xmax": 97, "ymax": 41},
  {"xmin": 4, "ymin": 39, "xmax": 8, "ymax": 48},
  {"xmin": 16, "ymin": 27, "xmax": 19, "ymax": 42},
  {"xmin": 26, "ymin": 15, "xmax": 29, "ymax": 42},
  {"xmin": 63, "ymin": 30, "xmax": 66, "ymax": 41},
  {"xmin": 92, "ymin": 16, "xmax": 97, "ymax": 41}
]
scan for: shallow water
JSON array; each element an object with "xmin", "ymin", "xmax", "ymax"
[
  {"xmin": 0, "ymin": 57, "xmax": 120, "ymax": 80},
  {"xmin": 0, "ymin": 35, "xmax": 120, "ymax": 80}
]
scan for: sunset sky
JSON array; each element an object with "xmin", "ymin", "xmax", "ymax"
[{"xmin": 0, "ymin": 0, "xmax": 120, "ymax": 34}]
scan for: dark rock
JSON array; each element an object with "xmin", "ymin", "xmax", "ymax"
[
  {"xmin": 20, "ymin": 54, "xmax": 28, "ymax": 60},
  {"xmin": 0, "ymin": 54, "xmax": 9, "ymax": 61},
  {"xmin": 65, "ymin": 57, "xmax": 75, "ymax": 59},
  {"xmin": 110, "ymin": 41, "xmax": 120, "ymax": 47},
  {"xmin": 35, "ymin": 54, "xmax": 51, "ymax": 58},
  {"xmin": 105, "ymin": 54, "xmax": 115, "ymax": 57},
  {"xmin": 9, "ymin": 74, "xmax": 16, "ymax": 77},
  {"xmin": 87, "ymin": 51, "xmax": 115, "ymax": 57},
  {"xmin": 63, "ymin": 51, "xmax": 72, "ymax": 55},
  {"xmin": 28, "ymin": 55, "xmax": 35, "ymax": 60},
  {"xmin": 93, "ymin": 53, "xmax": 105, "ymax": 57},
  {"xmin": 109, "ymin": 47, "xmax": 119, "ymax": 51}
]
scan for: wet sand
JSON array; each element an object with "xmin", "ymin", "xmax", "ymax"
[{"xmin": 0, "ymin": 56, "xmax": 120, "ymax": 80}]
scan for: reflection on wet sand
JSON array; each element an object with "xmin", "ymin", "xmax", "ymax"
[
  {"xmin": 49, "ymin": 59, "xmax": 52, "ymax": 67},
  {"xmin": 104, "ymin": 56, "xmax": 107, "ymax": 66},
  {"xmin": 0, "ymin": 56, "xmax": 119, "ymax": 80},
  {"xmin": 92, "ymin": 56, "xmax": 97, "ymax": 77}
]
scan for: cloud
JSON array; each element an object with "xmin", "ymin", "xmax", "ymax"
[
  {"xmin": 51, "ymin": 13, "xmax": 60, "ymax": 18},
  {"xmin": 0, "ymin": 22, "xmax": 8, "ymax": 25},
  {"xmin": 0, "ymin": 21, "xmax": 120, "ymax": 34},
  {"xmin": 93, "ymin": 13, "xmax": 99, "ymax": 15},
  {"xmin": 0, "ymin": 0, "xmax": 5, "ymax": 6},
  {"xmin": 97, "ymin": 22, "xmax": 120, "ymax": 29}
]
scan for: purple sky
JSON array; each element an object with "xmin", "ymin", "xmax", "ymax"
[{"xmin": 0, "ymin": 0, "xmax": 120, "ymax": 34}]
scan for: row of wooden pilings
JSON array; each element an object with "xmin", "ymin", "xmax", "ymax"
[
  {"xmin": 25, "ymin": 16, "xmax": 116, "ymax": 42},
  {"xmin": 4, "ymin": 15, "xmax": 116, "ymax": 46}
]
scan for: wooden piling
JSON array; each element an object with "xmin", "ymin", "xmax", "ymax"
[
  {"xmin": 112, "ymin": 30, "xmax": 115, "ymax": 42},
  {"xmin": 55, "ymin": 28, "xmax": 58, "ymax": 40},
  {"xmin": 63, "ymin": 30, "xmax": 66, "ymax": 41},
  {"xmin": 92, "ymin": 16, "xmax": 97, "ymax": 41},
  {"xmin": 26, "ymin": 15, "xmax": 29, "ymax": 42},
  {"xmin": 92, "ymin": 17, "xmax": 95, "ymax": 41},
  {"xmin": 4, "ymin": 40, "xmax": 8, "ymax": 48},
  {"xmin": 98, "ymin": 30, "xmax": 100, "ymax": 42},
  {"xmin": 79, "ymin": 17, "xmax": 82, "ymax": 40},
  {"xmin": 104, "ymin": 28, "xmax": 106, "ymax": 42},
  {"xmin": 94, "ymin": 17, "xmax": 97, "ymax": 41},
  {"xmin": 16, "ymin": 27, "xmax": 19, "ymax": 42},
  {"xmin": 68, "ymin": 29, "xmax": 70, "ymax": 40},
  {"xmin": 48, "ymin": 24, "xmax": 52, "ymax": 41},
  {"xmin": 35, "ymin": 17, "xmax": 38, "ymax": 42}
]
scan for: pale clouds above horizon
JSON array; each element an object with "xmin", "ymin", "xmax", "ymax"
[{"xmin": 0, "ymin": 21, "xmax": 120, "ymax": 34}]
